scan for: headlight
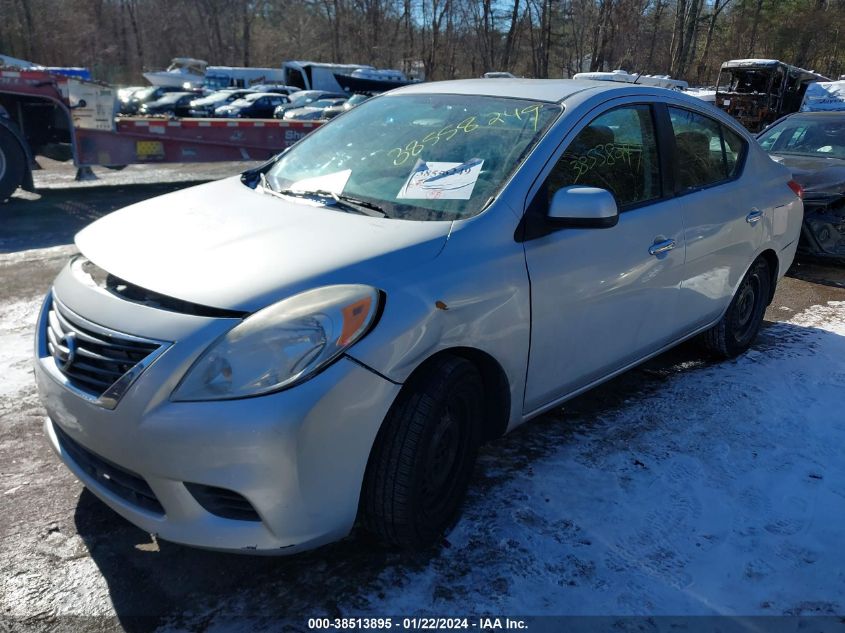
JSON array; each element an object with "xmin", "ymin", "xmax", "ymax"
[{"xmin": 172, "ymin": 285, "xmax": 380, "ymax": 401}]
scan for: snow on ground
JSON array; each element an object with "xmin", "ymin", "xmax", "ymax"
[
  {"xmin": 2, "ymin": 240, "xmax": 844, "ymax": 628},
  {"xmin": 159, "ymin": 301, "xmax": 845, "ymax": 628},
  {"xmin": 0, "ymin": 295, "xmax": 44, "ymax": 399}
]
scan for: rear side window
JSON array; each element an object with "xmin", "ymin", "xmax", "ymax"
[
  {"xmin": 669, "ymin": 107, "xmax": 746, "ymax": 190},
  {"xmin": 546, "ymin": 104, "xmax": 661, "ymax": 208}
]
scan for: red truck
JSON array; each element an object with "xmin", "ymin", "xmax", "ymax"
[{"xmin": 0, "ymin": 68, "xmax": 322, "ymax": 201}]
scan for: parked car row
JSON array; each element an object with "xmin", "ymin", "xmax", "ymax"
[{"xmin": 118, "ymin": 83, "xmax": 373, "ymax": 120}]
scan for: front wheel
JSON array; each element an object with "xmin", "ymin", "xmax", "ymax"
[
  {"xmin": 361, "ymin": 356, "xmax": 483, "ymax": 548},
  {"xmin": 700, "ymin": 257, "xmax": 771, "ymax": 358}
]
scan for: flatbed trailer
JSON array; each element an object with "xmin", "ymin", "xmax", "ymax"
[{"xmin": 0, "ymin": 68, "xmax": 322, "ymax": 200}]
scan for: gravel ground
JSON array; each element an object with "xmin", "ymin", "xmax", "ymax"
[{"xmin": 2, "ymin": 165, "xmax": 845, "ymax": 632}]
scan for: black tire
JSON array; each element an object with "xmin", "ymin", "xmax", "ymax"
[
  {"xmin": 361, "ymin": 356, "xmax": 483, "ymax": 548},
  {"xmin": 0, "ymin": 126, "xmax": 27, "ymax": 202},
  {"xmin": 700, "ymin": 257, "xmax": 771, "ymax": 358}
]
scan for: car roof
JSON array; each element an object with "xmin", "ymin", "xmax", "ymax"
[
  {"xmin": 389, "ymin": 78, "xmax": 625, "ymax": 103},
  {"xmin": 157, "ymin": 91, "xmax": 195, "ymax": 100},
  {"xmin": 293, "ymin": 90, "xmax": 344, "ymax": 97},
  {"xmin": 244, "ymin": 92, "xmax": 285, "ymax": 100},
  {"xmin": 784, "ymin": 111, "xmax": 845, "ymax": 118},
  {"xmin": 759, "ymin": 111, "xmax": 845, "ymax": 134}
]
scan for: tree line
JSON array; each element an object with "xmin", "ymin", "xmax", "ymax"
[{"xmin": 1, "ymin": 0, "xmax": 843, "ymax": 86}]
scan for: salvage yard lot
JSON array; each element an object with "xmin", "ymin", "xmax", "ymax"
[{"xmin": 2, "ymin": 167, "xmax": 845, "ymax": 631}]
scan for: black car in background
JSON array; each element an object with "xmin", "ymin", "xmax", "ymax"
[
  {"xmin": 188, "ymin": 88, "xmax": 257, "ymax": 117},
  {"xmin": 321, "ymin": 92, "xmax": 372, "ymax": 119},
  {"xmin": 138, "ymin": 91, "xmax": 198, "ymax": 117},
  {"xmin": 759, "ymin": 111, "xmax": 845, "ymax": 260},
  {"xmin": 214, "ymin": 92, "xmax": 290, "ymax": 118},
  {"xmin": 120, "ymin": 85, "xmax": 185, "ymax": 115}
]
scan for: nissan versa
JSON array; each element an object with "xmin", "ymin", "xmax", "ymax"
[{"xmin": 35, "ymin": 80, "xmax": 803, "ymax": 553}]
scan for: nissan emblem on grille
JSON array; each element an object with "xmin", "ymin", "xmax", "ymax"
[
  {"xmin": 42, "ymin": 294, "xmax": 168, "ymax": 409},
  {"xmin": 56, "ymin": 331, "xmax": 77, "ymax": 370}
]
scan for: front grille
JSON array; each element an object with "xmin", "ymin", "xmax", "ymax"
[
  {"xmin": 53, "ymin": 422, "xmax": 164, "ymax": 515},
  {"xmin": 45, "ymin": 295, "xmax": 162, "ymax": 401},
  {"xmin": 184, "ymin": 483, "xmax": 261, "ymax": 522}
]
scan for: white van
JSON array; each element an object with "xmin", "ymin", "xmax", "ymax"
[
  {"xmin": 281, "ymin": 61, "xmax": 372, "ymax": 92},
  {"xmin": 204, "ymin": 67, "xmax": 287, "ymax": 90}
]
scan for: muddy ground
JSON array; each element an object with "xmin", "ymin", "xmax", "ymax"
[{"xmin": 2, "ymin": 163, "xmax": 845, "ymax": 632}]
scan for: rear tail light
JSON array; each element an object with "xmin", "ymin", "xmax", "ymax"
[{"xmin": 788, "ymin": 180, "xmax": 804, "ymax": 199}]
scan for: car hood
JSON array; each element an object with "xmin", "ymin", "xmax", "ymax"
[
  {"xmin": 770, "ymin": 153, "xmax": 845, "ymax": 195},
  {"xmin": 75, "ymin": 177, "xmax": 452, "ymax": 312}
]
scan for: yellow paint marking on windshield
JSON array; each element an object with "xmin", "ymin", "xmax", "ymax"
[
  {"xmin": 387, "ymin": 105, "xmax": 544, "ymax": 166},
  {"xmin": 486, "ymin": 105, "xmax": 541, "ymax": 131}
]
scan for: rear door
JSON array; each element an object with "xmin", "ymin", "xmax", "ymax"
[
  {"xmin": 664, "ymin": 105, "xmax": 760, "ymax": 329},
  {"xmin": 522, "ymin": 101, "xmax": 688, "ymax": 413}
]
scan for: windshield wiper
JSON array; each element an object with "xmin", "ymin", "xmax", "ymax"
[
  {"xmin": 330, "ymin": 192, "xmax": 388, "ymax": 218},
  {"xmin": 257, "ymin": 174, "xmax": 386, "ymax": 217},
  {"xmin": 278, "ymin": 188, "xmax": 386, "ymax": 217}
]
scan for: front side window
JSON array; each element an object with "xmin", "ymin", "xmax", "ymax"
[
  {"xmin": 669, "ymin": 107, "xmax": 744, "ymax": 190},
  {"xmin": 265, "ymin": 94, "xmax": 561, "ymax": 220},
  {"xmin": 544, "ymin": 104, "xmax": 661, "ymax": 209}
]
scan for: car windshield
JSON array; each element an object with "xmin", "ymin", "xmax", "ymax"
[
  {"xmin": 265, "ymin": 93, "xmax": 561, "ymax": 221},
  {"xmin": 202, "ymin": 92, "xmax": 231, "ymax": 104},
  {"xmin": 288, "ymin": 93, "xmax": 317, "ymax": 107},
  {"xmin": 159, "ymin": 93, "xmax": 187, "ymax": 103},
  {"xmin": 759, "ymin": 116, "xmax": 845, "ymax": 159}
]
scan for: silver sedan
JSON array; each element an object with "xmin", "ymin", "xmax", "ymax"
[{"xmin": 34, "ymin": 79, "xmax": 803, "ymax": 553}]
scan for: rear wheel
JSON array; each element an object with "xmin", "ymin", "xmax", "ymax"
[
  {"xmin": 361, "ymin": 356, "xmax": 483, "ymax": 548},
  {"xmin": 0, "ymin": 126, "xmax": 27, "ymax": 202},
  {"xmin": 700, "ymin": 257, "xmax": 771, "ymax": 358}
]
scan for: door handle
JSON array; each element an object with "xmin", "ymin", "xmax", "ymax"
[
  {"xmin": 746, "ymin": 209, "xmax": 764, "ymax": 224},
  {"xmin": 648, "ymin": 239, "xmax": 677, "ymax": 256}
]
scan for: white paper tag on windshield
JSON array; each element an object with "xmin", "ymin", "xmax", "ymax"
[
  {"xmin": 397, "ymin": 159, "xmax": 484, "ymax": 200},
  {"xmin": 290, "ymin": 169, "xmax": 351, "ymax": 194}
]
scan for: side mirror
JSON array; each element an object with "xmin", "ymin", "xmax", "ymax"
[{"xmin": 547, "ymin": 185, "xmax": 619, "ymax": 228}]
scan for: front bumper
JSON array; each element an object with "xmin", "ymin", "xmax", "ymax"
[{"xmin": 35, "ymin": 265, "xmax": 400, "ymax": 553}]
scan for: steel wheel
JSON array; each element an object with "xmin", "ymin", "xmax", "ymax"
[
  {"xmin": 361, "ymin": 356, "xmax": 483, "ymax": 547},
  {"xmin": 700, "ymin": 257, "xmax": 772, "ymax": 358}
]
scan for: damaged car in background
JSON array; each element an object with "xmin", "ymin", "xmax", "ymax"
[{"xmin": 759, "ymin": 110, "xmax": 845, "ymax": 259}]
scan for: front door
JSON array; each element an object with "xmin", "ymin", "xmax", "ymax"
[{"xmin": 523, "ymin": 103, "xmax": 687, "ymax": 413}]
